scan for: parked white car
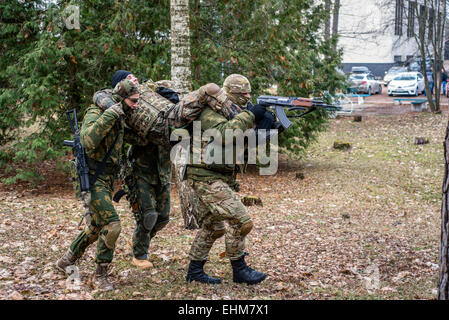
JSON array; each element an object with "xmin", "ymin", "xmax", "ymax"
[
  {"xmin": 383, "ymin": 66, "xmax": 407, "ymax": 86},
  {"xmin": 387, "ymin": 72, "xmax": 425, "ymax": 96}
]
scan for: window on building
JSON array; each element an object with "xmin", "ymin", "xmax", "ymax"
[
  {"xmin": 395, "ymin": 0, "xmax": 403, "ymax": 36},
  {"xmin": 394, "ymin": 55, "xmax": 403, "ymax": 64},
  {"xmin": 407, "ymin": 1, "xmax": 416, "ymax": 38}
]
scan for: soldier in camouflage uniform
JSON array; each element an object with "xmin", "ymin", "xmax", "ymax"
[
  {"xmin": 56, "ymin": 79, "xmax": 139, "ymax": 291},
  {"xmin": 94, "ymin": 73, "xmax": 177, "ymax": 269},
  {"xmin": 124, "ymin": 78, "xmax": 177, "ymax": 269},
  {"xmin": 185, "ymin": 74, "xmax": 268, "ymax": 285}
]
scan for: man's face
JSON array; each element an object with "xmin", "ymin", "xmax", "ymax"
[
  {"xmin": 232, "ymin": 91, "xmax": 251, "ymax": 106},
  {"xmin": 125, "ymin": 93, "xmax": 139, "ymax": 109},
  {"xmin": 126, "ymin": 74, "xmax": 139, "ymax": 86}
]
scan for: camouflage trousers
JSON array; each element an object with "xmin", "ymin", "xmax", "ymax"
[
  {"xmin": 131, "ymin": 177, "xmax": 170, "ymax": 259},
  {"xmin": 70, "ymin": 175, "xmax": 121, "ymax": 264},
  {"xmin": 187, "ymin": 179, "xmax": 253, "ymax": 261}
]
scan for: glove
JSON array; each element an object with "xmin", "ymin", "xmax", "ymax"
[
  {"xmin": 247, "ymin": 104, "xmax": 267, "ymax": 123},
  {"xmin": 256, "ymin": 111, "xmax": 275, "ymax": 130}
]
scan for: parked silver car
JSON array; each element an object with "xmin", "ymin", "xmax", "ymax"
[{"xmin": 348, "ymin": 73, "xmax": 383, "ymax": 95}]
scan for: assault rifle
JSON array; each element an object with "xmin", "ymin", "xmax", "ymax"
[
  {"xmin": 63, "ymin": 109, "xmax": 92, "ymax": 225},
  {"xmin": 256, "ymin": 95, "xmax": 342, "ymax": 129}
]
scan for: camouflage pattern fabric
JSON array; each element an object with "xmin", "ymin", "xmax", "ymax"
[
  {"xmin": 93, "ymin": 80, "xmax": 173, "ymax": 146},
  {"xmin": 187, "ymin": 179, "xmax": 252, "ymax": 261},
  {"xmin": 223, "ymin": 74, "xmax": 251, "ymax": 106},
  {"xmin": 185, "ymin": 107, "xmax": 255, "ymax": 177},
  {"xmin": 67, "ymin": 102, "xmax": 124, "ymax": 264},
  {"xmin": 113, "ymin": 78, "xmax": 139, "ymax": 99},
  {"xmin": 80, "ymin": 104, "xmax": 124, "ymax": 167},
  {"xmin": 156, "ymin": 80, "xmax": 175, "ymax": 89},
  {"xmin": 93, "ymin": 81, "xmax": 244, "ymax": 146},
  {"xmin": 131, "ymin": 179, "xmax": 170, "ymax": 259},
  {"xmin": 69, "ymin": 174, "xmax": 121, "ymax": 264},
  {"xmin": 127, "ymin": 144, "xmax": 171, "ymax": 259},
  {"xmin": 178, "ymin": 90, "xmax": 254, "ymax": 230}
]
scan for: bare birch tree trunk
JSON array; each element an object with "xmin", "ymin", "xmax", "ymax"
[
  {"xmin": 332, "ymin": 0, "xmax": 340, "ymax": 51},
  {"xmin": 332, "ymin": 0, "xmax": 340, "ymax": 36},
  {"xmin": 324, "ymin": 0, "xmax": 331, "ymax": 41},
  {"xmin": 439, "ymin": 118, "xmax": 449, "ymax": 299},
  {"xmin": 170, "ymin": 0, "xmax": 192, "ymax": 96}
]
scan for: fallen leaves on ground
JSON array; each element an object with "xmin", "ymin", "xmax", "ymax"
[{"xmin": 0, "ymin": 111, "xmax": 446, "ymax": 300}]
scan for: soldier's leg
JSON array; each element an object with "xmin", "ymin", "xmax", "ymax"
[
  {"xmin": 58, "ymin": 177, "xmax": 120, "ymax": 290},
  {"xmin": 192, "ymin": 179, "xmax": 265, "ymax": 284},
  {"xmin": 68, "ymin": 178, "xmax": 116, "ymax": 263},
  {"xmin": 190, "ymin": 179, "xmax": 251, "ymax": 259},
  {"xmin": 132, "ymin": 178, "xmax": 157, "ymax": 260},
  {"xmin": 188, "ymin": 219, "xmax": 225, "ymax": 261},
  {"xmin": 90, "ymin": 178, "xmax": 121, "ymax": 291},
  {"xmin": 149, "ymin": 183, "xmax": 171, "ymax": 240},
  {"xmin": 90, "ymin": 178, "xmax": 121, "ymax": 265},
  {"xmin": 186, "ymin": 213, "xmax": 224, "ymax": 284}
]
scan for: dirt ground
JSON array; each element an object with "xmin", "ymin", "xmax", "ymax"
[{"xmin": 0, "ymin": 102, "xmax": 447, "ymax": 300}]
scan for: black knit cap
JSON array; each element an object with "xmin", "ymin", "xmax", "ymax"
[{"xmin": 111, "ymin": 70, "xmax": 131, "ymax": 88}]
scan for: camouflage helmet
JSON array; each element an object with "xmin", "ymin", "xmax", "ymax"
[
  {"xmin": 223, "ymin": 74, "xmax": 251, "ymax": 106},
  {"xmin": 223, "ymin": 74, "xmax": 251, "ymax": 94},
  {"xmin": 112, "ymin": 79, "xmax": 139, "ymax": 99}
]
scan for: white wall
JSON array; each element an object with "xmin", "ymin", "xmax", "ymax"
[{"xmin": 338, "ymin": 0, "xmax": 394, "ymax": 64}]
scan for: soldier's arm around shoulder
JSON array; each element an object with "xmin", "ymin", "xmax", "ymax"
[
  {"xmin": 200, "ymin": 107, "xmax": 255, "ymax": 136},
  {"xmin": 80, "ymin": 104, "xmax": 121, "ymax": 151}
]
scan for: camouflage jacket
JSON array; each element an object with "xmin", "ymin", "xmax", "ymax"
[
  {"xmin": 123, "ymin": 127, "xmax": 172, "ymax": 185},
  {"xmin": 80, "ymin": 104, "xmax": 124, "ymax": 173},
  {"xmin": 185, "ymin": 107, "xmax": 255, "ymax": 183},
  {"xmin": 130, "ymin": 143, "xmax": 172, "ymax": 186}
]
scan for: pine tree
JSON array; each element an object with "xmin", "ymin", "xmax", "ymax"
[
  {"xmin": 1, "ymin": 0, "xmax": 171, "ymax": 183},
  {"xmin": 189, "ymin": 0, "xmax": 344, "ymax": 157}
]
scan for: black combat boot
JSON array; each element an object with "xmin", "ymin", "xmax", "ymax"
[
  {"xmin": 231, "ymin": 254, "xmax": 266, "ymax": 285},
  {"xmin": 186, "ymin": 260, "xmax": 222, "ymax": 284}
]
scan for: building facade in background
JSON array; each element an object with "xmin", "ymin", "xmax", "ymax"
[{"xmin": 337, "ymin": 0, "xmax": 443, "ymax": 76}]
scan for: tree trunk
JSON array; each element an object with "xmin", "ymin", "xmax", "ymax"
[
  {"xmin": 332, "ymin": 0, "xmax": 340, "ymax": 36},
  {"xmin": 332, "ymin": 0, "xmax": 340, "ymax": 51},
  {"xmin": 170, "ymin": 0, "xmax": 192, "ymax": 96},
  {"xmin": 324, "ymin": 0, "xmax": 331, "ymax": 41},
  {"xmin": 439, "ymin": 119, "xmax": 449, "ymax": 299}
]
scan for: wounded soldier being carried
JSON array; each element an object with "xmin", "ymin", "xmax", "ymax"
[{"xmin": 92, "ymin": 75, "xmax": 244, "ymax": 147}]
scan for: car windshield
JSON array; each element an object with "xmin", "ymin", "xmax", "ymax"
[
  {"xmin": 350, "ymin": 75, "xmax": 365, "ymax": 80},
  {"xmin": 393, "ymin": 75, "xmax": 416, "ymax": 81}
]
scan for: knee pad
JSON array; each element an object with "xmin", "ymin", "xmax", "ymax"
[
  {"xmin": 85, "ymin": 224, "xmax": 101, "ymax": 242},
  {"xmin": 142, "ymin": 210, "xmax": 158, "ymax": 232},
  {"xmin": 102, "ymin": 221, "xmax": 121, "ymax": 250},
  {"xmin": 240, "ymin": 221, "xmax": 253, "ymax": 237},
  {"xmin": 211, "ymin": 229, "xmax": 225, "ymax": 240}
]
